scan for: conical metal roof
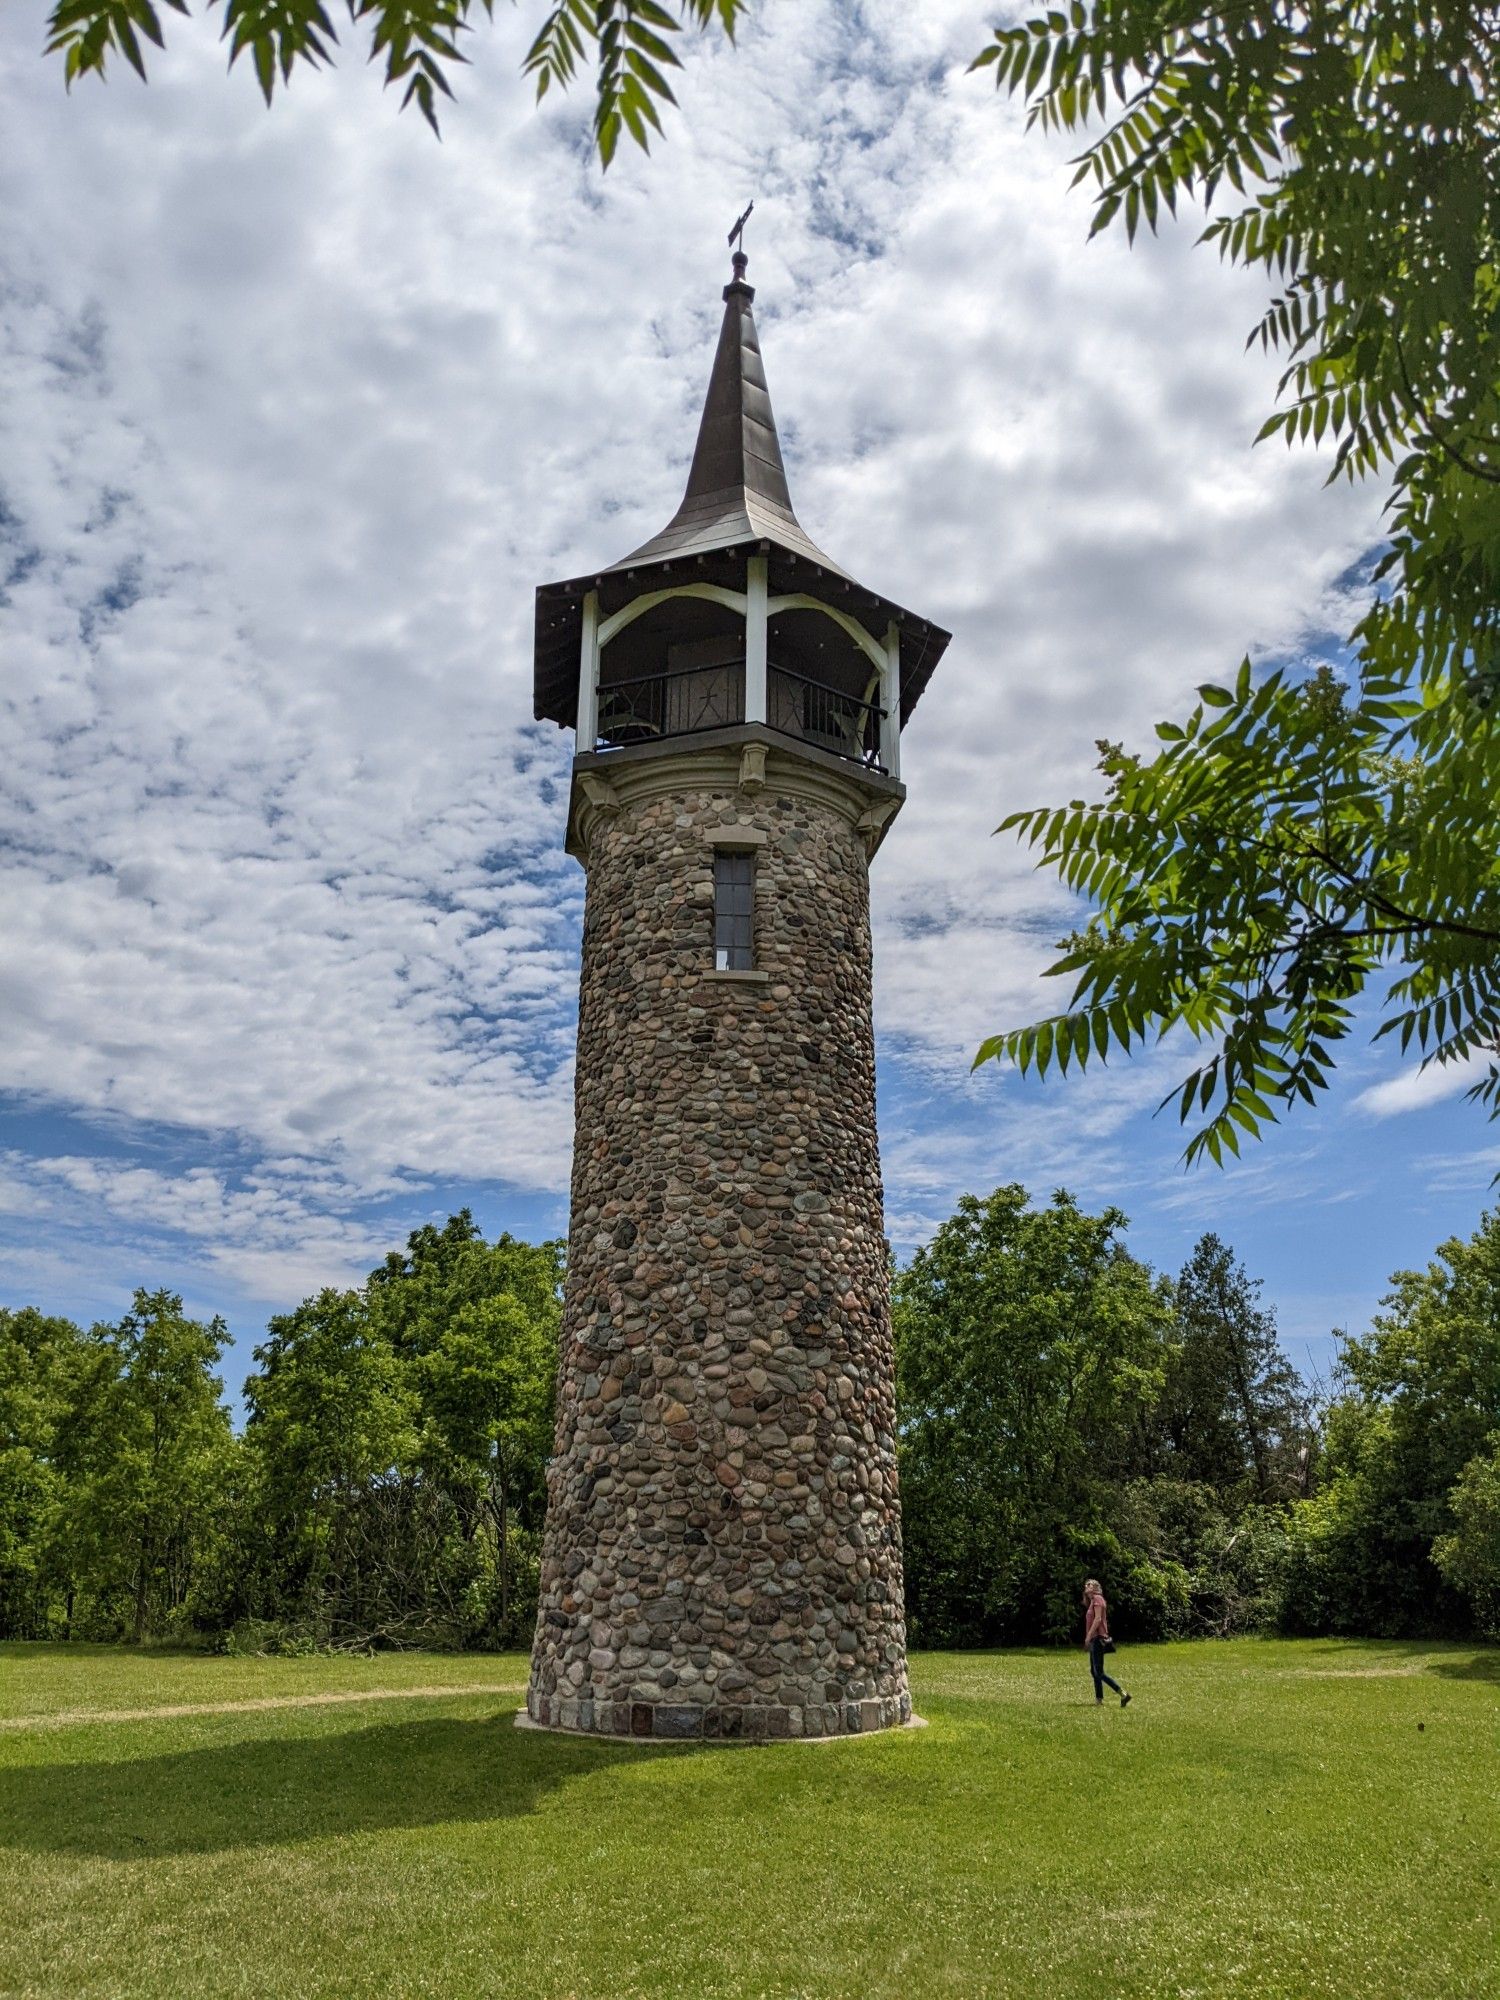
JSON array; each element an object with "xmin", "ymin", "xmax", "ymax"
[
  {"xmin": 532, "ymin": 253, "xmax": 950, "ymax": 735},
  {"xmin": 609, "ymin": 253, "xmax": 848, "ymax": 576}
]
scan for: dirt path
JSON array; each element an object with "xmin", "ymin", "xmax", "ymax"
[{"xmin": 0, "ymin": 1682, "xmax": 524, "ymax": 1732}]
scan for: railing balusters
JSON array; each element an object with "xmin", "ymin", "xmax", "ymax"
[{"xmin": 593, "ymin": 659, "xmax": 887, "ymax": 772}]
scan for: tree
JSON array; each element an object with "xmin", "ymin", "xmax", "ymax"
[
  {"xmin": 894, "ymin": 1184, "xmax": 1175, "ymax": 1644},
  {"xmin": 1434, "ymin": 1439, "xmax": 1500, "ymax": 1638},
  {"xmin": 368, "ymin": 1209, "xmax": 561, "ymax": 1353},
  {"xmin": 239, "ymin": 1211, "xmax": 560, "ymax": 1647},
  {"xmin": 368, "ymin": 1210, "xmax": 560, "ymax": 1640},
  {"xmin": 0, "ymin": 1308, "xmax": 92, "ymax": 1639},
  {"xmin": 1164, "ymin": 1233, "xmax": 1309, "ymax": 1501},
  {"xmin": 972, "ymin": 1, "xmax": 1500, "ymax": 1161},
  {"xmin": 242, "ymin": 1285, "xmax": 419, "ymax": 1638},
  {"xmin": 1282, "ymin": 1204, "xmax": 1500, "ymax": 1634},
  {"xmin": 42, "ymin": 0, "xmax": 746, "ymax": 148},
  {"xmin": 1137, "ymin": 1475, "xmax": 1297, "ymax": 1633},
  {"xmin": 37, "ymin": 1318, "xmax": 120, "ymax": 1638},
  {"xmin": 54, "ymin": 1290, "xmax": 234, "ymax": 1642},
  {"xmin": 415, "ymin": 1295, "xmax": 555, "ymax": 1630}
]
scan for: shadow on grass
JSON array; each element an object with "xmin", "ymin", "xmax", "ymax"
[
  {"xmin": 1425, "ymin": 1649, "xmax": 1500, "ymax": 1682},
  {"xmin": 1267, "ymin": 1637, "xmax": 1500, "ymax": 1678},
  {"xmin": 0, "ymin": 1714, "xmax": 659, "ymax": 1860},
  {"xmin": 1324, "ymin": 1639, "xmax": 1500, "ymax": 1682}
]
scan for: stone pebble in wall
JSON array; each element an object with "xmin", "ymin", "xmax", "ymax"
[{"xmin": 526, "ymin": 764, "xmax": 912, "ymax": 1740}]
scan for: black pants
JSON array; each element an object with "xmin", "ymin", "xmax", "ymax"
[{"xmin": 1090, "ymin": 1637, "xmax": 1123, "ymax": 1700}]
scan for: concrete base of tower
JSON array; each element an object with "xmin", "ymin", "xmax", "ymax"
[{"xmin": 518, "ymin": 1687, "xmax": 916, "ymax": 1742}]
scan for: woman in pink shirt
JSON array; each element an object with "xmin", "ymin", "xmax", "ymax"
[{"xmin": 1083, "ymin": 1578, "xmax": 1131, "ymax": 1707}]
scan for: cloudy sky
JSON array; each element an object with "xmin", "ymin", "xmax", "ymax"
[{"xmin": 2, "ymin": 0, "xmax": 1493, "ymax": 1398}]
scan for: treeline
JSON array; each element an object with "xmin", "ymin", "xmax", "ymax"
[
  {"xmin": 0, "ymin": 1214, "xmax": 560, "ymax": 1651},
  {"xmin": 2, "ymin": 1191, "xmax": 1496, "ymax": 1650},
  {"xmin": 895, "ymin": 1187, "xmax": 1498, "ymax": 1644}
]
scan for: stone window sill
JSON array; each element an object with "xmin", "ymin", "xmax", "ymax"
[{"xmin": 703, "ymin": 969, "xmax": 769, "ymax": 984}]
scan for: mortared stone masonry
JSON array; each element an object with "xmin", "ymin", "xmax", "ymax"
[{"xmin": 526, "ymin": 252, "xmax": 950, "ymax": 1741}]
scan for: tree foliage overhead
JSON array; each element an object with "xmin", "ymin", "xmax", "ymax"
[
  {"xmin": 43, "ymin": 0, "xmax": 745, "ymax": 144},
  {"xmin": 987, "ymin": 663, "xmax": 1500, "ymax": 1166},
  {"xmin": 973, "ymin": 0, "xmax": 1500, "ymax": 1160}
]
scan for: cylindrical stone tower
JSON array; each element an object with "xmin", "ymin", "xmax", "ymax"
[{"xmin": 526, "ymin": 249, "xmax": 950, "ymax": 1741}]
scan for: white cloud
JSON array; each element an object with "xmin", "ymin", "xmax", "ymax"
[
  {"xmin": 1355, "ymin": 1054, "xmax": 1485, "ymax": 1119},
  {"xmin": 6, "ymin": 1149, "xmax": 400, "ymax": 1302},
  {"xmin": 1407, "ymin": 1145, "xmax": 1500, "ymax": 1198},
  {"xmin": 0, "ymin": 0, "xmax": 1412, "ymax": 1333}
]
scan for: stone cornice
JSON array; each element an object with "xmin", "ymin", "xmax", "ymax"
[{"xmin": 566, "ymin": 726, "xmax": 907, "ymax": 867}]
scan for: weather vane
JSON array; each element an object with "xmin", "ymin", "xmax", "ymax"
[{"xmin": 728, "ymin": 201, "xmax": 754, "ymax": 256}]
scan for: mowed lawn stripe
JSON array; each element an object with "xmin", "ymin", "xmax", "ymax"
[
  {"xmin": 0, "ymin": 1683, "xmax": 525, "ymax": 1733},
  {"xmin": 0, "ymin": 1641, "xmax": 533, "ymax": 1722}
]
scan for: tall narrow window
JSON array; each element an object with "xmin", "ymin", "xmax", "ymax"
[{"xmin": 713, "ymin": 850, "xmax": 755, "ymax": 970}]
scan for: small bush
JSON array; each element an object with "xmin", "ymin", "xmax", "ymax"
[
  {"xmin": 1434, "ymin": 1441, "xmax": 1500, "ymax": 1640},
  {"xmin": 1044, "ymin": 1522, "xmax": 1191, "ymax": 1643},
  {"xmin": 214, "ymin": 1618, "xmax": 325, "ymax": 1658}
]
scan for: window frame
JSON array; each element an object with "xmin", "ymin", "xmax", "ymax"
[{"xmin": 712, "ymin": 848, "xmax": 756, "ymax": 972}]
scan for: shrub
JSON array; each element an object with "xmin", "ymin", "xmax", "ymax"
[{"xmin": 1434, "ymin": 1441, "xmax": 1500, "ymax": 1640}]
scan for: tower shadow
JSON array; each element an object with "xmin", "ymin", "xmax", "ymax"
[{"xmin": 0, "ymin": 1712, "xmax": 658, "ymax": 1860}]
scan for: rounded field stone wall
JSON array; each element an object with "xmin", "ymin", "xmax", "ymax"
[{"xmin": 526, "ymin": 746, "xmax": 911, "ymax": 1740}]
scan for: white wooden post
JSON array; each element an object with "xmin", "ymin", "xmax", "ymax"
[
  {"xmin": 880, "ymin": 621, "xmax": 901, "ymax": 780},
  {"xmin": 744, "ymin": 555, "xmax": 768, "ymax": 726},
  {"xmin": 577, "ymin": 589, "xmax": 600, "ymax": 750}
]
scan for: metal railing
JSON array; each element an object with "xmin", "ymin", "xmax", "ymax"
[
  {"xmin": 592, "ymin": 658, "xmax": 886, "ymax": 772},
  {"xmin": 767, "ymin": 663, "xmax": 885, "ymax": 770},
  {"xmin": 594, "ymin": 662, "xmax": 743, "ymax": 748}
]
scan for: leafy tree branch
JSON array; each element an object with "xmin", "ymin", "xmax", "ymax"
[
  {"xmin": 43, "ymin": 0, "xmax": 746, "ymax": 142},
  {"xmin": 972, "ymin": 0, "xmax": 1500, "ymax": 1156},
  {"xmin": 979, "ymin": 664, "xmax": 1500, "ymax": 1165}
]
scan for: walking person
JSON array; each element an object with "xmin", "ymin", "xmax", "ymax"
[{"xmin": 1083, "ymin": 1577, "xmax": 1131, "ymax": 1708}]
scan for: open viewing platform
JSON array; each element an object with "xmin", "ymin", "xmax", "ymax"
[{"xmin": 591, "ymin": 655, "xmax": 888, "ymax": 771}]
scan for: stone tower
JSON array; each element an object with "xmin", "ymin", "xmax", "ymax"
[{"xmin": 526, "ymin": 251, "xmax": 950, "ymax": 1741}]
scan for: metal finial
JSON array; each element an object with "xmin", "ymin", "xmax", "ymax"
[{"xmin": 728, "ymin": 199, "xmax": 754, "ymax": 270}]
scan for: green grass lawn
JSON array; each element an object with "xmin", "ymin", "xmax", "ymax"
[{"xmin": 0, "ymin": 1638, "xmax": 1493, "ymax": 1998}]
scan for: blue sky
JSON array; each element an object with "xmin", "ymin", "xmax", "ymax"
[{"xmin": 2, "ymin": 0, "xmax": 1494, "ymax": 1407}]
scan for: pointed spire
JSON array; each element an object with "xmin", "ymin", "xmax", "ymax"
[
  {"xmin": 533, "ymin": 248, "xmax": 952, "ymax": 738},
  {"xmin": 677, "ymin": 249, "xmax": 793, "ymax": 519},
  {"xmin": 611, "ymin": 249, "xmax": 846, "ymax": 575}
]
